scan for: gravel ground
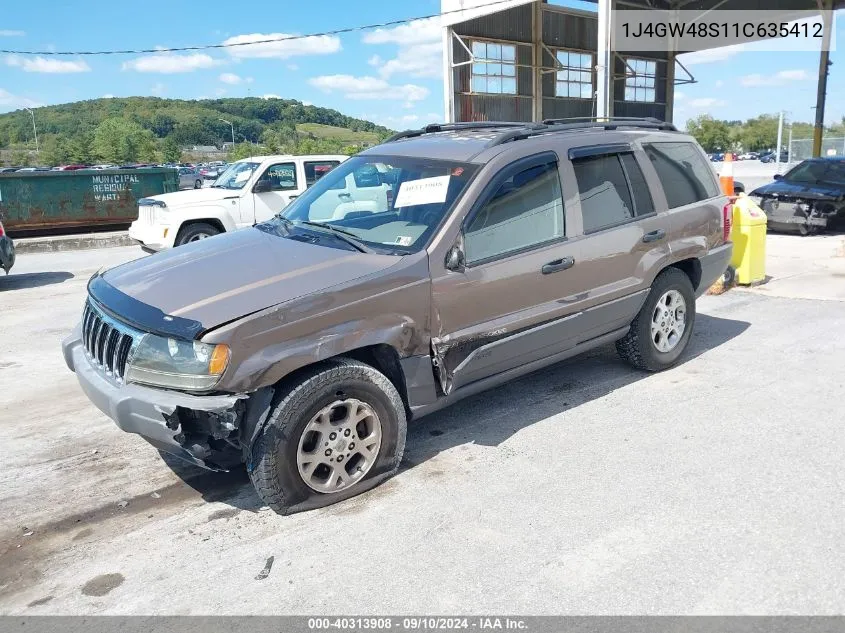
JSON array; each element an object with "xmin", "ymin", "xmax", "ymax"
[{"xmin": 1, "ymin": 239, "xmax": 844, "ymax": 615}]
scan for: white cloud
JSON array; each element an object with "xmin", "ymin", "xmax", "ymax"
[
  {"xmin": 309, "ymin": 74, "xmax": 429, "ymax": 102},
  {"xmin": 688, "ymin": 97, "xmax": 726, "ymax": 108},
  {"xmin": 222, "ymin": 33, "xmax": 341, "ymax": 59},
  {"xmin": 122, "ymin": 53, "xmax": 221, "ymax": 73},
  {"xmin": 0, "ymin": 30, "xmax": 25, "ymax": 37},
  {"xmin": 0, "ymin": 88, "xmax": 42, "ymax": 110},
  {"xmin": 303, "ymin": 101, "xmax": 313, "ymax": 106},
  {"xmin": 5, "ymin": 55, "xmax": 90, "ymax": 73},
  {"xmin": 739, "ymin": 69, "xmax": 812, "ymax": 87},
  {"xmin": 678, "ymin": 44, "xmax": 746, "ymax": 65},
  {"xmin": 102, "ymin": 93, "xmax": 115, "ymax": 98},
  {"xmin": 674, "ymin": 91, "xmax": 686, "ymax": 101},
  {"xmin": 363, "ymin": 17, "xmax": 442, "ymax": 79},
  {"xmin": 262, "ymin": 94, "xmax": 282, "ymax": 100},
  {"xmin": 287, "ymin": 63, "xmax": 299, "ymax": 71},
  {"xmin": 151, "ymin": 83, "xmax": 166, "ymax": 96},
  {"xmin": 715, "ymin": 80, "xmax": 724, "ymax": 88},
  {"xmin": 219, "ymin": 72, "xmax": 253, "ymax": 85}
]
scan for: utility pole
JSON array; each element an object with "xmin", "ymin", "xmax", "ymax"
[
  {"xmin": 219, "ymin": 118, "xmax": 235, "ymax": 147},
  {"xmin": 775, "ymin": 110, "xmax": 784, "ymax": 172},
  {"xmin": 24, "ymin": 107, "xmax": 39, "ymax": 154},
  {"xmin": 813, "ymin": 0, "xmax": 833, "ymax": 158},
  {"xmin": 787, "ymin": 124, "xmax": 793, "ymax": 164}
]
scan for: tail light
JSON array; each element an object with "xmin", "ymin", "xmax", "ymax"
[
  {"xmin": 0, "ymin": 220, "xmax": 5, "ymax": 237},
  {"xmin": 722, "ymin": 200, "xmax": 733, "ymax": 242}
]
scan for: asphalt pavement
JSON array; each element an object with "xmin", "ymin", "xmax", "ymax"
[{"xmin": 1, "ymin": 240, "xmax": 844, "ymax": 615}]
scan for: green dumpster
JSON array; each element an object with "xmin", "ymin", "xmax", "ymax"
[{"xmin": 0, "ymin": 168, "xmax": 178, "ymax": 236}]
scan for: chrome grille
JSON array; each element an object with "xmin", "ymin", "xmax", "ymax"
[
  {"xmin": 138, "ymin": 206, "xmax": 156, "ymax": 225},
  {"xmin": 82, "ymin": 300, "xmax": 137, "ymax": 382}
]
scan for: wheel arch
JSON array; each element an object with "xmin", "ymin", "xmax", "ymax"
[{"xmin": 668, "ymin": 257, "xmax": 702, "ymax": 292}]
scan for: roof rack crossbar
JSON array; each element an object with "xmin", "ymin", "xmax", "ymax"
[{"xmin": 385, "ymin": 121, "xmax": 533, "ymax": 143}]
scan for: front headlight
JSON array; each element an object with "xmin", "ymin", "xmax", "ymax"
[
  {"xmin": 125, "ymin": 334, "xmax": 230, "ymax": 391},
  {"xmin": 139, "ymin": 198, "xmax": 167, "ymax": 208}
]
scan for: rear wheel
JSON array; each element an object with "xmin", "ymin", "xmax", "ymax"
[
  {"xmin": 175, "ymin": 222, "xmax": 220, "ymax": 246},
  {"xmin": 616, "ymin": 267, "xmax": 696, "ymax": 371},
  {"xmin": 248, "ymin": 359, "xmax": 406, "ymax": 514}
]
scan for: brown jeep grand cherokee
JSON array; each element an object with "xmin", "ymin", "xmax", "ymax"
[{"xmin": 63, "ymin": 119, "xmax": 732, "ymax": 514}]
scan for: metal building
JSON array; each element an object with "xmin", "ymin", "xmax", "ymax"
[{"xmin": 441, "ymin": 0, "xmax": 840, "ymax": 155}]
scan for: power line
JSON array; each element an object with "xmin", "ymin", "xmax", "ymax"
[{"xmin": 0, "ymin": 0, "xmax": 523, "ymax": 56}]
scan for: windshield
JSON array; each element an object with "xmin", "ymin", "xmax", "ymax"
[
  {"xmin": 784, "ymin": 160, "xmax": 845, "ymax": 186},
  {"xmin": 268, "ymin": 155, "xmax": 479, "ymax": 254},
  {"xmin": 212, "ymin": 161, "xmax": 259, "ymax": 189}
]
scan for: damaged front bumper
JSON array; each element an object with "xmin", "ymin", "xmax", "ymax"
[{"xmin": 62, "ymin": 327, "xmax": 245, "ymax": 470}]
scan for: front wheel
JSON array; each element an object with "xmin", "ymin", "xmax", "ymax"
[
  {"xmin": 175, "ymin": 222, "xmax": 220, "ymax": 246},
  {"xmin": 616, "ymin": 267, "xmax": 696, "ymax": 371},
  {"xmin": 248, "ymin": 359, "xmax": 407, "ymax": 514}
]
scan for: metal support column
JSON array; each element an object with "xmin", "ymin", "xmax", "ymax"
[
  {"xmin": 443, "ymin": 27, "xmax": 455, "ymax": 123},
  {"xmin": 665, "ymin": 53, "xmax": 676, "ymax": 124},
  {"xmin": 596, "ymin": 0, "xmax": 614, "ymax": 119},
  {"xmin": 532, "ymin": 0, "xmax": 543, "ymax": 122},
  {"xmin": 813, "ymin": 1, "xmax": 833, "ymax": 157}
]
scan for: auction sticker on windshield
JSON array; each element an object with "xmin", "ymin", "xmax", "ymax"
[
  {"xmin": 394, "ymin": 175, "xmax": 450, "ymax": 208},
  {"xmin": 235, "ymin": 170, "xmax": 251, "ymax": 183}
]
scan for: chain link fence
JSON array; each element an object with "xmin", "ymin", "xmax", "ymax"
[{"xmin": 788, "ymin": 136, "xmax": 845, "ymax": 162}]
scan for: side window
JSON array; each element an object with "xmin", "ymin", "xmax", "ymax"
[
  {"xmin": 572, "ymin": 154, "xmax": 635, "ymax": 233},
  {"xmin": 464, "ymin": 160, "xmax": 564, "ymax": 265},
  {"xmin": 260, "ymin": 163, "xmax": 297, "ymax": 191},
  {"xmin": 643, "ymin": 142, "xmax": 720, "ymax": 208},
  {"xmin": 304, "ymin": 160, "xmax": 339, "ymax": 187}
]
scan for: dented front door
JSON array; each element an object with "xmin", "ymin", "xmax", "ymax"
[{"xmin": 429, "ymin": 154, "xmax": 587, "ymax": 394}]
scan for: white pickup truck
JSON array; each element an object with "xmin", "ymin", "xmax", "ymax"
[{"xmin": 129, "ymin": 154, "xmax": 347, "ymax": 251}]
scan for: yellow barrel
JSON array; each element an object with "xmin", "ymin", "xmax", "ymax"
[{"xmin": 729, "ymin": 194, "xmax": 767, "ymax": 285}]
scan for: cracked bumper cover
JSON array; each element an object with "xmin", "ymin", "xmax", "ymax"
[{"xmin": 62, "ymin": 326, "xmax": 244, "ymax": 470}]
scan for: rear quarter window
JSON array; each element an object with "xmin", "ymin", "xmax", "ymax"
[{"xmin": 643, "ymin": 142, "xmax": 720, "ymax": 208}]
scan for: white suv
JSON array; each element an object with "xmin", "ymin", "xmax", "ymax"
[{"xmin": 129, "ymin": 154, "xmax": 347, "ymax": 251}]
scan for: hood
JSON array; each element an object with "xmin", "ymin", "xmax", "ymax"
[
  {"xmin": 100, "ymin": 228, "xmax": 400, "ymax": 331},
  {"xmin": 751, "ymin": 179, "xmax": 845, "ymax": 200},
  {"xmin": 146, "ymin": 187, "xmax": 239, "ymax": 207}
]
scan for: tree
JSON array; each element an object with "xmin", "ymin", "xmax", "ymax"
[
  {"xmin": 228, "ymin": 142, "xmax": 263, "ymax": 161},
  {"xmin": 686, "ymin": 114, "xmax": 731, "ymax": 152},
  {"xmin": 739, "ymin": 115, "xmax": 779, "ymax": 151},
  {"xmin": 40, "ymin": 135, "xmax": 72, "ymax": 166},
  {"xmin": 161, "ymin": 136, "xmax": 182, "ymax": 162},
  {"xmin": 68, "ymin": 133, "xmax": 94, "ymax": 164},
  {"xmin": 10, "ymin": 149, "xmax": 31, "ymax": 167},
  {"xmin": 93, "ymin": 118, "xmax": 157, "ymax": 163}
]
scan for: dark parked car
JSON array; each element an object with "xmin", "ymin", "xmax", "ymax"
[
  {"xmin": 760, "ymin": 151, "xmax": 789, "ymax": 164},
  {"xmin": 751, "ymin": 157, "xmax": 845, "ymax": 234},
  {"xmin": 63, "ymin": 119, "xmax": 732, "ymax": 514},
  {"xmin": 0, "ymin": 217, "xmax": 15, "ymax": 274}
]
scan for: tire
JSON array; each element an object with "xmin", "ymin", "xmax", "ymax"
[
  {"xmin": 175, "ymin": 222, "xmax": 220, "ymax": 246},
  {"xmin": 194, "ymin": 179, "xmax": 203, "ymax": 189},
  {"xmin": 616, "ymin": 267, "xmax": 696, "ymax": 371},
  {"xmin": 248, "ymin": 358, "xmax": 407, "ymax": 515}
]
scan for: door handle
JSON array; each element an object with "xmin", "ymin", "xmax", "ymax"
[
  {"xmin": 288, "ymin": 195, "xmax": 298, "ymax": 200},
  {"xmin": 642, "ymin": 228, "xmax": 666, "ymax": 243},
  {"xmin": 541, "ymin": 256, "xmax": 575, "ymax": 274},
  {"xmin": 338, "ymin": 192, "xmax": 352, "ymax": 199}
]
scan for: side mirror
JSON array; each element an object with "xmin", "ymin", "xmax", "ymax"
[
  {"xmin": 773, "ymin": 174, "xmax": 783, "ymax": 181},
  {"xmin": 445, "ymin": 244, "xmax": 465, "ymax": 272},
  {"xmin": 253, "ymin": 179, "xmax": 271, "ymax": 193}
]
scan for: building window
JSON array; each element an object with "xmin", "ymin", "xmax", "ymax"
[
  {"xmin": 471, "ymin": 41, "xmax": 517, "ymax": 94},
  {"xmin": 555, "ymin": 51, "xmax": 593, "ymax": 99},
  {"xmin": 624, "ymin": 58, "xmax": 656, "ymax": 102}
]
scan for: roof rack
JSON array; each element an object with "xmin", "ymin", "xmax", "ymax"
[{"xmin": 384, "ymin": 121, "xmax": 532, "ymax": 143}]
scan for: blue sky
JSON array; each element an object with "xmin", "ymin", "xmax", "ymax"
[{"xmin": 1, "ymin": 0, "xmax": 843, "ymax": 130}]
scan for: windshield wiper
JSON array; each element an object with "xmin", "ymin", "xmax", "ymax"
[{"xmin": 297, "ymin": 221, "xmax": 374, "ymax": 253}]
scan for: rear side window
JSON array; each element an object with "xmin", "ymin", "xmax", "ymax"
[
  {"xmin": 572, "ymin": 153, "xmax": 653, "ymax": 233},
  {"xmin": 643, "ymin": 142, "xmax": 720, "ymax": 208},
  {"xmin": 465, "ymin": 160, "xmax": 564, "ymax": 264},
  {"xmin": 304, "ymin": 161, "xmax": 340, "ymax": 187}
]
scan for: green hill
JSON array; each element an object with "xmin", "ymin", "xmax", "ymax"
[{"xmin": 0, "ymin": 96, "xmax": 393, "ymax": 165}]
